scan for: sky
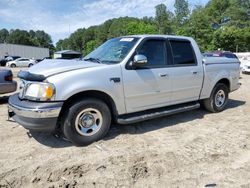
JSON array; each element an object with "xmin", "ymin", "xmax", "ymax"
[{"xmin": 0, "ymin": 0, "xmax": 209, "ymax": 44}]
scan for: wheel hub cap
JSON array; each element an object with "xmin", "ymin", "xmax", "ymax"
[
  {"xmin": 75, "ymin": 108, "xmax": 103, "ymax": 136},
  {"xmin": 215, "ymin": 90, "xmax": 225, "ymax": 107},
  {"xmin": 80, "ymin": 114, "xmax": 94, "ymax": 128}
]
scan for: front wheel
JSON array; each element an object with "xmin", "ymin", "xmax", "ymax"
[
  {"xmin": 28, "ymin": 63, "xmax": 33, "ymax": 67},
  {"xmin": 10, "ymin": 64, "xmax": 16, "ymax": 68},
  {"xmin": 62, "ymin": 98, "xmax": 111, "ymax": 146},
  {"xmin": 203, "ymin": 83, "xmax": 229, "ymax": 113}
]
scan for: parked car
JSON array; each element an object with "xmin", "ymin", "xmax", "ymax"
[
  {"xmin": 5, "ymin": 56, "xmax": 21, "ymax": 61},
  {"xmin": 6, "ymin": 58, "xmax": 36, "ymax": 67},
  {"xmin": 0, "ymin": 56, "xmax": 21, "ymax": 66},
  {"xmin": 241, "ymin": 56, "xmax": 250, "ymax": 74},
  {"xmin": 8, "ymin": 35, "xmax": 241, "ymax": 146},
  {"xmin": 203, "ymin": 51, "xmax": 238, "ymax": 59},
  {"xmin": 0, "ymin": 69, "xmax": 17, "ymax": 94}
]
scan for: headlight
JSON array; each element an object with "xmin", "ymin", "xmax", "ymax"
[{"xmin": 23, "ymin": 82, "xmax": 55, "ymax": 101}]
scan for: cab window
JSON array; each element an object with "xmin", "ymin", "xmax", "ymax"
[
  {"xmin": 136, "ymin": 39, "xmax": 166, "ymax": 68},
  {"xmin": 169, "ymin": 40, "xmax": 196, "ymax": 65}
]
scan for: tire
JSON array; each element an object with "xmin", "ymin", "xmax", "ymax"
[
  {"xmin": 10, "ymin": 64, "xmax": 16, "ymax": 68},
  {"xmin": 203, "ymin": 83, "xmax": 229, "ymax": 113},
  {"xmin": 62, "ymin": 98, "xmax": 111, "ymax": 146},
  {"xmin": 28, "ymin": 63, "xmax": 33, "ymax": 67}
]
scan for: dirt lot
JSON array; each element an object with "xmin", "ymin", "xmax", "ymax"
[{"xmin": 0, "ymin": 68, "xmax": 250, "ymax": 188}]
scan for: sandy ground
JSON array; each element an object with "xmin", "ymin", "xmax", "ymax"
[{"xmin": 0, "ymin": 68, "xmax": 250, "ymax": 188}]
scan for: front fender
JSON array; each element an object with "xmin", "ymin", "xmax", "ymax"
[{"xmin": 46, "ymin": 65, "xmax": 126, "ymax": 114}]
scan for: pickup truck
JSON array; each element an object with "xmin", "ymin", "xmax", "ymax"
[{"xmin": 8, "ymin": 35, "xmax": 241, "ymax": 146}]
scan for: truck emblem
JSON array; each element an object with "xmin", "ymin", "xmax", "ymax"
[{"xmin": 110, "ymin": 77, "xmax": 120, "ymax": 83}]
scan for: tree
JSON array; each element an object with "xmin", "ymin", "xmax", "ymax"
[
  {"xmin": 213, "ymin": 26, "xmax": 250, "ymax": 51},
  {"xmin": 183, "ymin": 6, "xmax": 215, "ymax": 51},
  {"xmin": 68, "ymin": 28, "xmax": 85, "ymax": 52},
  {"xmin": 6, "ymin": 29, "xmax": 34, "ymax": 45},
  {"xmin": 0, "ymin": 29, "xmax": 9, "ymax": 43},
  {"xmin": 174, "ymin": 0, "xmax": 190, "ymax": 26},
  {"xmin": 126, "ymin": 21, "xmax": 157, "ymax": 35},
  {"xmin": 34, "ymin": 30, "xmax": 53, "ymax": 48},
  {"xmin": 155, "ymin": 4, "xmax": 173, "ymax": 34},
  {"xmin": 56, "ymin": 0, "xmax": 250, "ymax": 53}
]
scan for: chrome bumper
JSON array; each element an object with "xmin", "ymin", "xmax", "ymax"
[
  {"xmin": 8, "ymin": 94, "xmax": 63, "ymax": 132},
  {"xmin": 8, "ymin": 93, "xmax": 63, "ymax": 119},
  {"xmin": 8, "ymin": 102, "xmax": 61, "ymax": 118}
]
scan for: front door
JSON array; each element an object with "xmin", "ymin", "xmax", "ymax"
[{"xmin": 122, "ymin": 39, "xmax": 172, "ymax": 113}]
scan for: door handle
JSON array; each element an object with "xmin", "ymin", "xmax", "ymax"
[
  {"xmin": 159, "ymin": 73, "xmax": 168, "ymax": 77},
  {"xmin": 191, "ymin": 71, "xmax": 198, "ymax": 75}
]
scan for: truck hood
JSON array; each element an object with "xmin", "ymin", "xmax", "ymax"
[{"xmin": 28, "ymin": 59, "xmax": 103, "ymax": 77}]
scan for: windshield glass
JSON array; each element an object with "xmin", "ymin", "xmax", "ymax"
[{"xmin": 84, "ymin": 37, "xmax": 139, "ymax": 64}]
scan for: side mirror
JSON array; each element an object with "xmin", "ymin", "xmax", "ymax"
[{"xmin": 130, "ymin": 55, "xmax": 147, "ymax": 69}]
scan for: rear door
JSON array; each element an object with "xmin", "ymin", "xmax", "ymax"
[
  {"xmin": 122, "ymin": 38, "xmax": 173, "ymax": 113},
  {"xmin": 167, "ymin": 39, "xmax": 203, "ymax": 104}
]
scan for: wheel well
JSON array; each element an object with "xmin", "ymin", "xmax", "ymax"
[
  {"xmin": 217, "ymin": 78, "xmax": 230, "ymax": 90},
  {"xmin": 59, "ymin": 90, "xmax": 118, "ymax": 122}
]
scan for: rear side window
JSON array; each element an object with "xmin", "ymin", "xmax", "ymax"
[{"xmin": 169, "ymin": 40, "xmax": 196, "ymax": 65}]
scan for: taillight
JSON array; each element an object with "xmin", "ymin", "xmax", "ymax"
[{"xmin": 5, "ymin": 75, "xmax": 13, "ymax": 81}]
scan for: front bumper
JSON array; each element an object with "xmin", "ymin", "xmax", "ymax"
[{"xmin": 8, "ymin": 93, "xmax": 63, "ymax": 132}]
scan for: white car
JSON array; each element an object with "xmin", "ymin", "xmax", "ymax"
[
  {"xmin": 240, "ymin": 57, "xmax": 250, "ymax": 74},
  {"xmin": 6, "ymin": 58, "xmax": 36, "ymax": 68}
]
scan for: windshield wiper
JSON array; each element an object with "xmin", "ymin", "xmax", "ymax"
[{"xmin": 83, "ymin": 57, "xmax": 102, "ymax": 64}]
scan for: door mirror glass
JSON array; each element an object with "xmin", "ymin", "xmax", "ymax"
[{"xmin": 133, "ymin": 54, "xmax": 147, "ymax": 66}]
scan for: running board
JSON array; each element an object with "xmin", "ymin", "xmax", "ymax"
[{"xmin": 117, "ymin": 102, "xmax": 200, "ymax": 124}]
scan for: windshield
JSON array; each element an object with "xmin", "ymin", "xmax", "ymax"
[{"xmin": 84, "ymin": 37, "xmax": 139, "ymax": 64}]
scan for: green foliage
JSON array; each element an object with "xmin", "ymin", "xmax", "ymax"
[
  {"xmin": 174, "ymin": 0, "xmax": 190, "ymax": 26},
  {"xmin": 56, "ymin": 17, "xmax": 158, "ymax": 54},
  {"xmin": 155, "ymin": 4, "xmax": 173, "ymax": 34},
  {"xmin": 85, "ymin": 40, "xmax": 100, "ymax": 55},
  {"xmin": 0, "ymin": 29, "xmax": 54, "ymax": 56},
  {"xmin": 56, "ymin": 0, "xmax": 250, "ymax": 54},
  {"xmin": 0, "ymin": 29, "xmax": 9, "ymax": 43},
  {"xmin": 184, "ymin": 6, "xmax": 215, "ymax": 51},
  {"xmin": 213, "ymin": 26, "xmax": 250, "ymax": 52},
  {"xmin": 126, "ymin": 21, "xmax": 157, "ymax": 35},
  {"xmin": 1, "ymin": 0, "xmax": 249, "ymax": 56}
]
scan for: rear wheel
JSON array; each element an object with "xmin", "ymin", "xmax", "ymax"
[
  {"xmin": 28, "ymin": 63, "xmax": 33, "ymax": 67},
  {"xmin": 10, "ymin": 64, "xmax": 16, "ymax": 68},
  {"xmin": 62, "ymin": 98, "xmax": 111, "ymax": 146},
  {"xmin": 203, "ymin": 83, "xmax": 229, "ymax": 112}
]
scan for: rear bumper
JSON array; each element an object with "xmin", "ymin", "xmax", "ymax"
[
  {"xmin": 8, "ymin": 93, "xmax": 63, "ymax": 132},
  {"xmin": 0, "ymin": 81, "xmax": 17, "ymax": 94}
]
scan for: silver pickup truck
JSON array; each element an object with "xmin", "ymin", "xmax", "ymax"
[{"xmin": 8, "ymin": 35, "xmax": 241, "ymax": 146}]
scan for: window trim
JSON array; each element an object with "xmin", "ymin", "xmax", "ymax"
[
  {"xmin": 168, "ymin": 38, "xmax": 198, "ymax": 67},
  {"xmin": 125, "ymin": 37, "xmax": 170, "ymax": 70}
]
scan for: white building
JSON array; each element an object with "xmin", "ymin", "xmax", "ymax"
[{"xmin": 0, "ymin": 43, "xmax": 49, "ymax": 59}]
